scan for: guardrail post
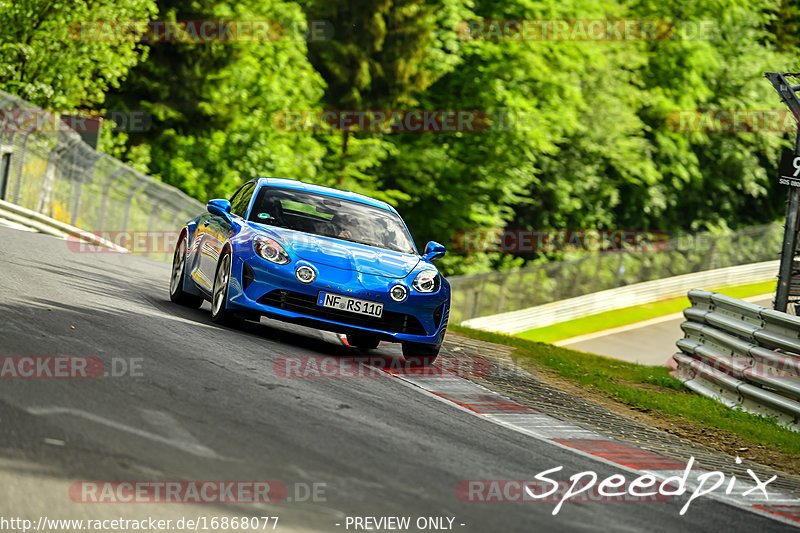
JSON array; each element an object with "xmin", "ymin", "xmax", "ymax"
[
  {"xmin": 0, "ymin": 135, "xmax": 12, "ymax": 201},
  {"xmin": 766, "ymin": 72, "xmax": 800, "ymax": 312},
  {"xmin": 96, "ymin": 166, "xmax": 127, "ymax": 230},
  {"xmin": 777, "ymin": 170, "xmax": 800, "ymax": 312},
  {"xmin": 12, "ymin": 131, "xmax": 29, "ymax": 205},
  {"xmin": 121, "ymin": 181, "xmax": 148, "ymax": 234},
  {"xmin": 775, "ymin": 124, "xmax": 800, "ymax": 312},
  {"xmin": 36, "ymin": 141, "xmax": 69, "ymax": 216}
]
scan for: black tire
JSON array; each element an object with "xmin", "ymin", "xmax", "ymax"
[
  {"xmin": 210, "ymin": 251, "xmax": 241, "ymax": 327},
  {"xmin": 346, "ymin": 334, "xmax": 380, "ymax": 351},
  {"xmin": 169, "ymin": 233, "xmax": 203, "ymax": 308},
  {"xmin": 401, "ymin": 342, "xmax": 440, "ymax": 367}
]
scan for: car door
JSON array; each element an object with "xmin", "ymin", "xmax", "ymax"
[{"xmin": 195, "ymin": 181, "xmax": 256, "ymax": 292}]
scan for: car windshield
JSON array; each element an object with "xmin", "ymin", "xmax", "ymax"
[{"xmin": 248, "ymin": 186, "xmax": 417, "ymax": 254}]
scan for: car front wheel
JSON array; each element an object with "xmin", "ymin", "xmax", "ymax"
[
  {"xmin": 346, "ymin": 334, "xmax": 381, "ymax": 351},
  {"xmin": 401, "ymin": 342, "xmax": 440, "ymax": 367},
  {"xmin": 169, "ymin": 234, "xmax": 203, "ymax": 308},
  {"xmin": 210, "ymin": 252, "xmax": 240, "ymax": 327}
]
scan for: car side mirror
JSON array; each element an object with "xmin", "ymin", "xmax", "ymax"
[
  {"xmin": 207, "ymin": 199, "xmax": 232, "ymax": 220},
  {"xmin": 423, "ymin": 241, "xmax": 446, "ymax": 261}
]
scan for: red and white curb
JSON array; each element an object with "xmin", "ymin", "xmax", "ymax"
[{"xmin": 334, "ymin": 335, "xmax": 800, "ymax": 527}]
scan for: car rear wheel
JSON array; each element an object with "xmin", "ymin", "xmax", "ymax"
[
  {"xmin": 169, "ymin": 234, "xmax": 203, "ymax": 308},
  {"xmin": 346, "ymin": 334, "xmax": 380, "ymax": 351},
  {"xmin": 210, "ymin": 252, "xmax": 240, "ymax": 327},
  {"xmin": 402, "ymin": 342, "xmax": 440, "ymax": 367}
]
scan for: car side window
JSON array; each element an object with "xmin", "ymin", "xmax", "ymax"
[{"xmin": 230, "ymin": 182, "xmax": 256, "ymax": 218}]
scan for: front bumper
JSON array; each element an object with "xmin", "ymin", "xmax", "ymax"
[{"xmin": 224, "ymin": 249, "xmax": 449, "ymax": 346}]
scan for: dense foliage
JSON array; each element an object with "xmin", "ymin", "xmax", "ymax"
[{"xmin": 1, "ymin": 0, "xmax": 797, "ymax": 275}]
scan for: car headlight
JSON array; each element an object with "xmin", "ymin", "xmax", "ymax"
[
  {"xmin": 254, "ymin": 236, "xmax": 290, "ymax": 265},
  {"xmin": 412, "ymin": 270, "xmax": 439, "ymax": 293}
]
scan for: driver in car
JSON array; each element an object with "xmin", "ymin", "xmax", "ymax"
[{"xmin": 334, "ymin": 213, "xmax": 356, "ymax": 240}]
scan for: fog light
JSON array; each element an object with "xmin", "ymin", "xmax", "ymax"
[
  {"xmin": 296, "ymin": 265, "xmax": 316, "ymax": 284},
  {"xmin": 390, "ymin": 284, "xmax": 408, "ymax": 302}
]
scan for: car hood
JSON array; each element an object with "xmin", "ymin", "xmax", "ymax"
[{"xmin": 264, "ymin": 227, "xmax": 420, "ymax": 278}]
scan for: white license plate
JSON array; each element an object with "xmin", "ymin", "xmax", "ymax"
[{"xmin": 316, "ymin": 292, "xmax": 383, "ymax": 318}]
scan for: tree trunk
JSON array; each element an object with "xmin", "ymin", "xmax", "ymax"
[{"xmin": 338, "ymin": 130, "xmax": 349, "ymax": 187}]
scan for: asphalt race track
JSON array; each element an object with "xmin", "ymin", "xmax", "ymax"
[
  {"xmin": 561, "ymin": 295, "xmax": 772, "ymax": 366},
  {"xmin": 0, "ymin": 226, "xmax": 793, "ymax": 532}
]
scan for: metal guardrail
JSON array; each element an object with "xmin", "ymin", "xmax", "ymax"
[
  {"xmin": 0, "ymin": 198, "xmax": 128, "ymax": 251},
  {"xmin": 0, "ymin": 90, "xmax": 203, "ymax": 261},
  {"xmin": 462, "ymin": 261, "xmax": 778, "ymax": 334},
  {"xmin": 673, "ymin": 290, "xmax": 800, "ymax": 431}
]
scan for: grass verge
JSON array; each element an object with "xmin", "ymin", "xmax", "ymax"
[
  {"xmin": 517, "ymin": 280, "xmax": 775, "ymax": 343},
  {"xmin": 449, "ymin": 324, "xmax": 800, "ymax": 459}
]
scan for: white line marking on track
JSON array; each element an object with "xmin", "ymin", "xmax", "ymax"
[
  {"xmin": 374, "ymin": 360, "xmax": 800, "ymax": 527},
  {"xmin": 26, "ymin": 406, "xmax": 237, "ymax": 461}
]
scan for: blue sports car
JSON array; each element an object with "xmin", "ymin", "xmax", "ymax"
[{"xmin": 169, "ymin": 178, "xmax": 450, "ymax": 365}]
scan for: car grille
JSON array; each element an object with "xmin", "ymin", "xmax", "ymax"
[{"xmin": 257, "ymin": 289, "xmax": 427, "ymax": 336}]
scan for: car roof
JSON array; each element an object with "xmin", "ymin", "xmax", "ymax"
[{"xmin": 255, "ymin": 177, "xmax": 398, "ymax": 214}]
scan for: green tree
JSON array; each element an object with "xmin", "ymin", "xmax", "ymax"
[
  {"xmin": 37, "ymin": 0, "xmax": 795, "ymax": 277},
  {"xmin": 768, "ymin": 0, "xmax": 800, "ymax": 51},
  {"xmin": 0, "ymin": 0, "xmax": 157, "ymax": 108},
  {"xmin": 300, "ymin": 0, "xmax": 471, "ymax": 198},
  {"xmin": 383, "ymin": 0, "xmax": 640, "ymax": 272},
  {"xmin": 105, "ymin": 0, "xmax": 329, "ymax": 200},
  {"xmin": 627, "ymin": 0, "xmax": 791, "ymax": 231}
]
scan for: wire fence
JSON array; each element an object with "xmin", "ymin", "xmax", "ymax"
[
  {"xmin": 449, "ymin": 223, "xmax": 783, "ymax": 323},
  {"xmin": 0, "ymin": 90, "xmax": 203, "ymax": 261}
]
